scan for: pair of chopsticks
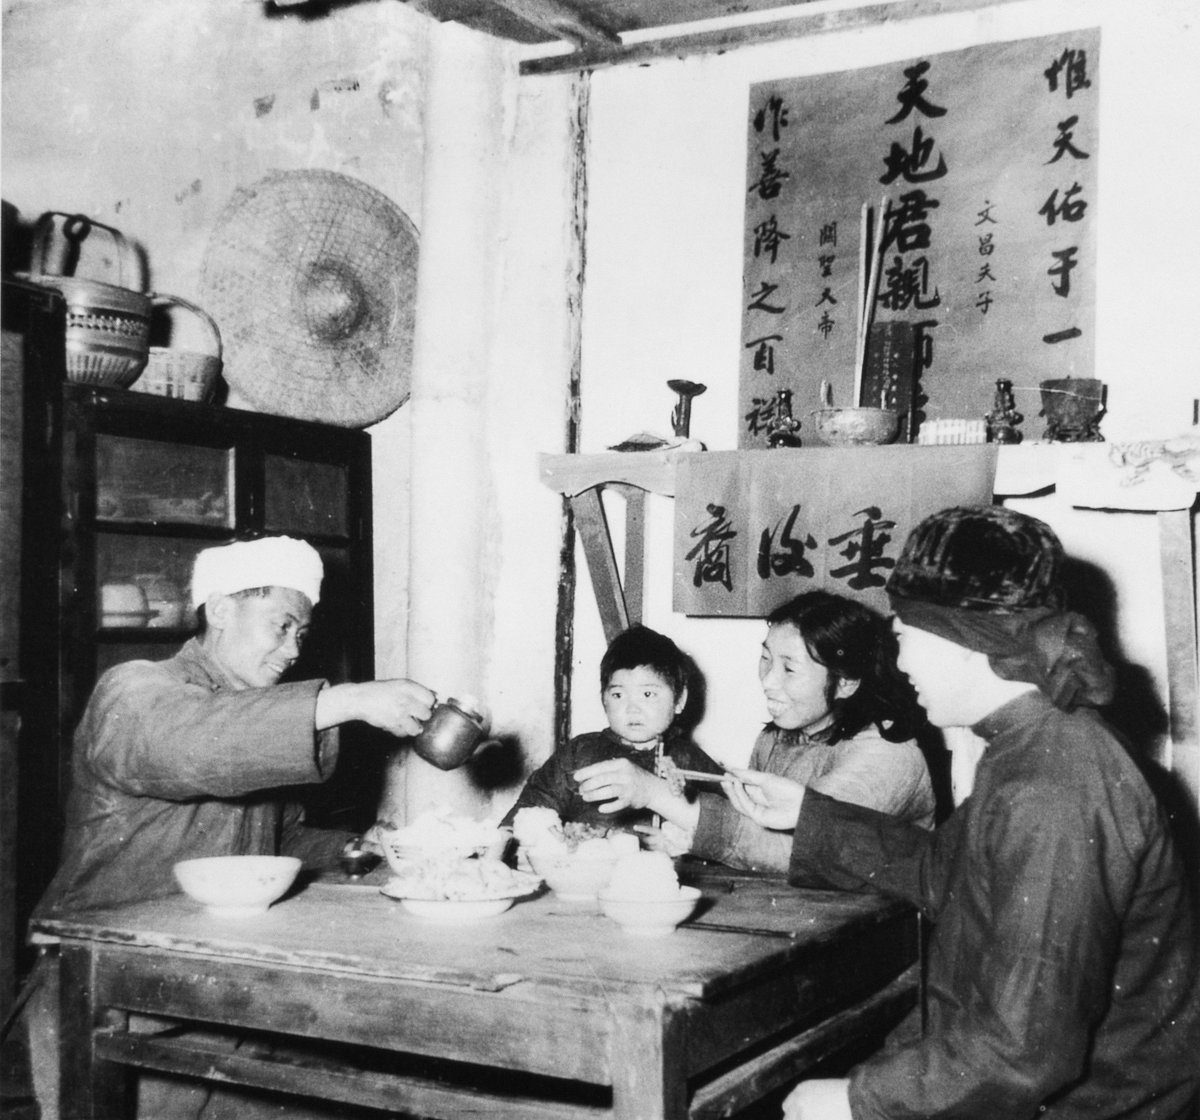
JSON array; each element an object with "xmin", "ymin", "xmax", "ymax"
[
  {"xmin": 675, "ymin": 769, "xmax": 738, "ymax": 785},
  {"xmin": 852, "ymin": 195, "xmax": 890, "ymax": 409}
]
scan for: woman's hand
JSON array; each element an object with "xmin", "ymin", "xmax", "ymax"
[
  {"xmin": 573, "ymin": 758, "xmax": 664, "ymax": 813},
  {"xmin": 724, "ymin": 767, "xmax": 806, "ymax": 831},
  {"xmin": 782, "ymin": 1079, "xmax": 852, "ymax": 1120}
]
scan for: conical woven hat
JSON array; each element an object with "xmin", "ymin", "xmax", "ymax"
[{"xmin": 200, "ymin": 170, "xmax": 418, "ymax": 427}]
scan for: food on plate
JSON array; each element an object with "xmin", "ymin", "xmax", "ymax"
[
  {"xmin": 385, "ymin": 855, "xmax": 539, "ymax": 901},
  {"xmin": 378, "ymin": 805, "xmax": 504, "ymax": 855},
  {"xmin": 605, "ymin": 851, "xmax": 684, "ymax": 900}
]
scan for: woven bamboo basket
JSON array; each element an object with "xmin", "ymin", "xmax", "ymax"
[
  {"xmin": 130, "ymin": 295, "xmax": 224, "ymax": 402},
  {"xmin": 28, "ymin": 213, "xmax": 151, "ymax": 388}
]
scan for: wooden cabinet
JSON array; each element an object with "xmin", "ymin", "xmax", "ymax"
[{"xmin": 11, "ymin": 302, "xmax": 376, "ymax": 981}]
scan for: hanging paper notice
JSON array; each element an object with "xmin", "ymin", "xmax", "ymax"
[
  {"xmin": 673, "ymin": 446, "xmax": 997, "ymax": 617},
  {"xmin": 740, "ymin": 30, "xmax": 1099, "ymax": 448}
]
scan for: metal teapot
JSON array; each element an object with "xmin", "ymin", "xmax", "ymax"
[{"xmin": 412, "ymin": 696, "xmax": 489, "ymax": 770}]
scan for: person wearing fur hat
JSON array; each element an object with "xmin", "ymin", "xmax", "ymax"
[
  {"xmin": 727, "ymin": 505, "xmax": 1200, "ymax": 1120},
  {"xmin": 26, "ymin": 535, "xmax": 437, "ymax": 1119}
]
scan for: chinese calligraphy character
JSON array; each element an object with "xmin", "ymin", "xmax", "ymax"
[
  {"xmin": 975, "ymin": 290, "xmax": 994, "ymax": 314},
  {"xmin": 887, "ymin": 190, "xmax": 941, "ymax": 252},
  {"xmin": 744, "ymin": 396, "xmax": 780, "ymax": 435},
  {"xmin": 818, "ymin": 222, "xmax": 838, "ymax": 247},
  {"xmin": 817, "ymin": 311, "xmax": 836, "ymax": 339},
  {"xmin": 1046, "ymin": 116, "xmax": 1090, "ymax": 163},
  {"xmin": 879, "ymin": 255, "xmax": 941, "ymax": 312},
  {"xmin": 686, "ymin": 504, "xmax": 738, "ymax": 591},
  {"xmin": 753, "ymin": 216, "xmax": 792, "ymax": 264},
  {"xmin": 1038, "ymin": 183, "xmax": 1087, "ymax": 224},
  {"xmin": 752, "ymin": 95, "xmax": 790, "ymax": 141},
  {"xmin": 748, "ymin": 281, "xmax": 786, "ymax": 314},
  {"xmin": 881, "ymin": 125, "xmax": 948, "ymax": 185},
  {"xmin": 757, "ymin": 505, "xmax": 817, "ymax": 580},
  {"xmin": 974, "ymin": 199, "xmax": 998, "ymax": 227},
  {"xmin": 977, "ymin": 232, "xmax": 995, "ymax": 256},
  {"xmin": 1044, "ymin": 48, "xmax": 1091, "ymax": 98},
  {"xmin": 749, "ymin": 149, "xmax": 790, "ymax": 200},
  {"xmin": 885, "ymin": 61, "xmax": 948, "ymax": 123},
  {"xmin": 817, "ymin": 253, "xmax": 835, "ymax": 278},
  {"xmin": 1047, "ymin": 247, "xmax": 1079, "ymax": 297},
  {"xmin": 827, "ymin": 507, "xmax": 896, "ymax": 590},
  {"xmin": 745, "ymin": 335, "xmax": 783, "ymax": 375},
  {"xmin": 816, "ymin": 287, "xmax": 838, "ymax": 307}
]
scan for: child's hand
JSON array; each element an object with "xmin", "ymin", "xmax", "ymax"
[
  {"xmin": 724, "ymin": 767, "xmax": 806, "ymax": 831},
  {"xmin": 635, "ymin": 820, "xmax": 694, "ymax": 857},
  {"xmin": 573, "ymin": 758, "xmax": 663, "ymax": 813}
]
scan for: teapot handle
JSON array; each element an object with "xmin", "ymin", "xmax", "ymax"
[{"xmin": 32, "ymin": 211, "xmax": 144, "ymax": 290}]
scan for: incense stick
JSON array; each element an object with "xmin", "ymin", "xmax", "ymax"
[
  {"xmin": 855, "ymin": 195, "xmax": 888, "ymax": 408},
  {"xmin": 852, "ymin": 201, "xmax": 870, "ymax": 396}
]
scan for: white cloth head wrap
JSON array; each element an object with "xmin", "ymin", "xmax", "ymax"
[{"xmin": 191, "ymin": 536, "xmax": 323, "ymax": 609}]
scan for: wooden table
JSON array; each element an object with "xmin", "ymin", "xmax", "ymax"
[{"xmin": 33, "ymin": 865, "xmax": 919, "ymax": 1120}]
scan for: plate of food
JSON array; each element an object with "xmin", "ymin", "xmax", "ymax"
[{"xmin": 380, "ymin": 856, "xmax": 541, "ymax": 922}]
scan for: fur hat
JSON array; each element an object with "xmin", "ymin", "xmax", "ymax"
[
  {"xmin": 191, "ymin": 536, "xmax": 323, "ymax": 609},
  {"xmin": 886, "ymin": 505, "xmax": 1063, "ymax": 614}
]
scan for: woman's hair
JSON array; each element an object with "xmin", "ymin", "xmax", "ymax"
[
  {"xmin": 600, "ymin": 624, "xmax": 690, "ymax": 702},
  {"xmin": 766, "ymin": 591, "xmax": 926, "ymax": 743}
]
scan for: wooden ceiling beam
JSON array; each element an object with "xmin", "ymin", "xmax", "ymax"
[
  {"xmin": 488, "ymin": 0, "xmax": 623, "ymax": 47},
  {"xmin": 519, "ymin": 0, "xmax": 1031, "ymax": 75}
]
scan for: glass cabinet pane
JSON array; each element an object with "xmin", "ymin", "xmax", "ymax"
[
  {"xmin": 96, "ymin": 533, "xmax": 204, "ymax": 630},
  {"xmin": 96, "ymin": 435, "xmax": 232, "ymax": 527},
  {"xmin": 263, "ymin": 454, "xmax": 348, "ymax": 537}
]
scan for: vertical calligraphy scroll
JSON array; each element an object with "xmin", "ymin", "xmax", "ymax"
[
  {"xmin": 673, "ymin": 445, "xmax": 998, "ymax": 617},
  {"xmin": 740, "ymin": 31, "xmax": 1100, "ymax": 448}
]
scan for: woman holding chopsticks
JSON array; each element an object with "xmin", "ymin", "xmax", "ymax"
[{"xmin": 645, "ymin": 591, "xmax": 937, "ymax": 872}]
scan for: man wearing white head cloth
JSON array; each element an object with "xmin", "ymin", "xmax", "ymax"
[
  {"xmin": 28, "ymin": 535, "xmax": 436, "ymax": 1118},
  {"xmin": 37, "ymin": 535, "xmax": 435, "ymax": 915}
]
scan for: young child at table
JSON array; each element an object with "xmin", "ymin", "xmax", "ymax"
[{"xmin": 501, "ymin": 624, "xmax": 723, "ymax": 834}]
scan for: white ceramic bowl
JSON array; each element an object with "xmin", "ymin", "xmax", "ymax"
[
  {"xmin": 173, "ymin": 855, "xmax": 301, "ymax": 917},
  {"xmin": 376, "ymin": 821, "xmax": 506, "ymax": 877},
  {"xmin": 526, "ymin": 846, "xmax": 620, "ymax": 902},
  {"xmin": 598, "ymin": 886, "xmax": 702, "ymax": 937}
]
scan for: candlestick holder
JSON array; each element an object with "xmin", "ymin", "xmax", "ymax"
[{"xmin": 667, "ymin": 380, "xmax": 706, "ymax": 439}]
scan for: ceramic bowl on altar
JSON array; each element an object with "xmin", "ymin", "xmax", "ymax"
[
  {"xmin": 598, "ymin": 886, "xmax": 702, "ymax": 937},
  {"xmin": 810, "ymin": 407, "xmax": 899, "ymax": 447},
  {"xmin": 173, "ymin": 855, "xmax": 301, "ymax": 917}
]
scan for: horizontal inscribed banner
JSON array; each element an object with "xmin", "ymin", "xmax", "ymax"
[{"xmin": 673, "ymin": 446, "xmax": 998, "ymax": 617}]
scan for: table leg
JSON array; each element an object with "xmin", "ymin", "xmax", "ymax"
[
  {"xmin": 59, "ymin": 945, "xmax": 132, "ymax": 1120},
  {"xmin": 609, "ymin": 989, "xmax": 689, "ymax": 1120}
]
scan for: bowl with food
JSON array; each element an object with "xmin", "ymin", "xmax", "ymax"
[
  {"xmin": 598, "ymin": 851, "xmax": 701, "ymax": 937},
  {"xmin": 513, "ymin": 809, "xmax": 639, "ymax": 902},
  {"xmin": 173, "ymin": 855, "xmax": 301, "ymax": 918},
  {"xmin": 376, "ymin": 807, "xmax": 507, "ymax": 877}
]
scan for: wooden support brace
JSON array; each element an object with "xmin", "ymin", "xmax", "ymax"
[
  {"xmin": 487, "ymin": 0, "xmax": 622, "ymax": 47},
  {"xmin": 570, "ymin": 487, "xmax": 629, "ymax": 644}
]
